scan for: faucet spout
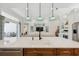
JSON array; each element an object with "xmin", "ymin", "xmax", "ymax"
[{"xmin": 39, "ymin": 31, "xmax": 42, "ymax": 40}]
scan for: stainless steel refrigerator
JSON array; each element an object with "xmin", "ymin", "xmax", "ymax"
[{"xmin": 72, "ymin": 22, "xmax": 79, "ymax": 42}]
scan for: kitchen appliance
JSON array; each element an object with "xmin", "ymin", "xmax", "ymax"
[{"xmin": 72, "ymin": 22, "xmax": 79, "ymax": 42}]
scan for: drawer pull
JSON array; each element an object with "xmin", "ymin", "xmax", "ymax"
[{"xmin": 63, "ymin": 51, "xmax": 70, "ymax": 53}]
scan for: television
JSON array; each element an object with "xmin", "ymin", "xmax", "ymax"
[{"xmin": 36, "ymin": 27, "xmax": 43, "ymax": 32}]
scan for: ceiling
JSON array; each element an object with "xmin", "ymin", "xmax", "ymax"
[
  {"xmin": 0, "ymin": 3, "xmax": 79, "ymax": 8},
  {"xmin": 0, "ymin": 3, "xmax": 79, "ymax": 22}
]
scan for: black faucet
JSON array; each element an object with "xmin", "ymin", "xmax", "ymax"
[
  {"xmin": 36, "ymin": 27, "xmax": 43, "ymax": 40},
  {"xmin": 39, "ymin": 31, "xmax": 42, "ymax": 40}
]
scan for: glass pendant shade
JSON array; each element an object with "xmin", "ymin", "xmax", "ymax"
[
  {"xmin": 49, "ymin": 16, "xmax": 56, "ymax": 21},
  {"xmin": 26, "ymin": 16, "xmax": 31, "ymax": 21},
  {"xmin": 37, "ymin": 16, "xmax": 43, "ymax": 21}
]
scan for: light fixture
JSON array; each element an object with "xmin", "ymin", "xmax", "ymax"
[
  {"xmin": 26, "ymin": 3, "xmax": 31, "ymax": 21},
  {"xmin": 37, "ymin": 3, "xmax": 43, "ymax": 21},
  {"xmin": 49, "ymin": 3, "xmax": 56, "ymax": 21},
  {"xmin": 49, "ymin": 16, "xmax": 56, "ymax": 21},
  {"xmin": 26, "ymin": 16, "xmax": 31, "ymax": 21},
  {"xmin": 37, "ymin": 16, "xmax": 43, "ymax": 21}
]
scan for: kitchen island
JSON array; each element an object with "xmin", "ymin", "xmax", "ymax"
[
  {"xmin": 0, "ymin": 37, "xmax": 79, "ymax": 48},
  {"xmin": 0, "ymin": 37, "xmax": 79, "ymax": 56}
]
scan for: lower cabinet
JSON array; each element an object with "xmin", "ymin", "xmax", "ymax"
[
  {"xmin": 56, "ymin": 48, "xmax": 73, "ymax": 56},
  {"xmin": 74, "ymin": 48, "xmax": 79, "ymax": 56},
  {"xmin": 1, "ymin": 48, "xmax": 79, "ymax": 56},
  {"xmin": 23, "ymin": 48, "xmax": 79, "ymax": 56},
  {"xmin": 0, "ymin": 48, "xmax": 23, "ymax": 56},
  {"xmin": 23, "ymin": 48, "xmax": 56, "ymax": 56}
]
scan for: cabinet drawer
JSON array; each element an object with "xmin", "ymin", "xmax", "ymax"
[
  {"xmin": 0, "ymin": 48, "xmax": 23, "ymax": 56},
  {"xmin": 56, "ymin": 48, "xmax": 73, "ymax": 56},
  {"xmin": 0, "ymin": 51, "xmax": 23, "ymax": 56},
  {"xmin": 74, "ymin": 48, "xmax": 79, "ymax": 56},
  {"xmin": 23, "ymin": 48, "xmax": 56, "ymax": 56}
]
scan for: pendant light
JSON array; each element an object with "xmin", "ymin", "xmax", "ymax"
[
  {"xmin": 37, "ymin": 3, "xmax": 43, "ymax": 21},
  {"xmin": 49, "ymin": 3, "xmax": 56, "ymax": 21},
  {"xmin": 26, "ymin": 3, "xmax": 31, "ymax": 21}
]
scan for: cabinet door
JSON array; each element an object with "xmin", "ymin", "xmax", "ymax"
[
  {"xmin": 74, "ymin": 48, "xmax": 79, "ymax": 56},
  {"xmin": 56, "ymin": 48, "xmax": 73, "ymax": 56},
  {"xmin": 23, "ymin": 48, "xmax": 56, "ymax": 56}
]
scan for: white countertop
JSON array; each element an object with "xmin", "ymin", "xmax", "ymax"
[{"xmin": 0, "ymin": 37, "xmax": 79, "ymax": 48}]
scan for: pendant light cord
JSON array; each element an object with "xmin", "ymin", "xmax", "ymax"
[
  {"xmin": 39, "ymin": 3, "xmax": 41, "ymax": 17},
  {"xmin": 27, "ymin": 3, "xmax": 29, "ymax": 17},
  {"xmin": 52, "ymin": 3, "xmax": 54, "ymax": 17}
]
